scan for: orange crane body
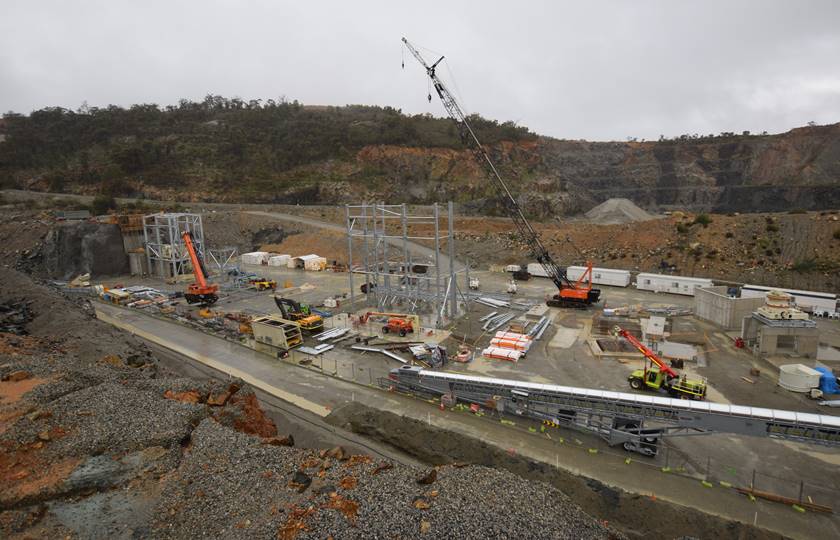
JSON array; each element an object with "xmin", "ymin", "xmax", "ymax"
[
  {"xmin": 182, "ymin": 231, "xmax": 219, "ymax": 305},
  {"xmin": 616, "ymin": 327, "xmax": 679, "ymax": 378}
]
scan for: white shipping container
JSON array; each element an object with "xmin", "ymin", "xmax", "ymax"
[
  {"xmin": 526, "ymin": 263, "xmax": 551, "ymax": 278},
  {"xmin": 504, "ymin": 264, "xmax": 522, "ymax": 273},
  {"xmin": 568, "ymin": 266, "xmax": 631, "ymax": 288},
  {"xmin": 304, "ymin": 257, "xmax": 327, "ymax": 271},
  {"xmin": 635, "ymin": 273, "xmax": 713, "ymax": 296},
  {"xmin": 740, "ymin": 284, "xmax": 837, "ymax": 313},
  {"xmin": 241, "ymin": 251, "xmax": 270, "ymax": 265},
  {"xmin": 268, "ymin": 254, "xmax": 291, "ymax": 267}
]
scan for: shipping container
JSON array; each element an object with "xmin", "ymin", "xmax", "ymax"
[
  {"xmin": 740, "ymin": 284, "xmax": 837, "ymax": 313},
  {"xmin": 268, "ymin": 254, "xmax": 291, "ymax": 267},
  {"xmin": 241, "ymin": 251, "xmax": 270, "ymax": 265},
  {"xmin": 291, "ymin": 254, "xmax": 327, "ymax": 271},
  {"xmin": 635, "ymin": 273, "xmax": 713, "ymax": 296}
]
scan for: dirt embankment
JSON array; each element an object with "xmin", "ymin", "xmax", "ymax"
[{"xmin": 326, "ymin": 402, "xmax": 780, "ymax": 540}]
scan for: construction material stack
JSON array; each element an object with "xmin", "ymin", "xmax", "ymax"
[{"xmin": 483, "ymin": 329, "xmax": 532, "ymax": 362}]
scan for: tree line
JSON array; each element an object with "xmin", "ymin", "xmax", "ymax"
[{"xmin": 0, "ymin": 95, "xmax": 535, "ymax": 196}]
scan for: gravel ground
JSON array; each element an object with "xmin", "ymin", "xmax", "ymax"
[
  {"xmin": 3, "ymin": 381, "xmax": 206, "ymax": 457},
  {"xmin": 153, "ymin": 419, "xmax": 615, "ymax": 539}
]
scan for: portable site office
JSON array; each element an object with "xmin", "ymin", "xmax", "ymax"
[
  {"xmin": 526, "ymin": 263, "xmax": 631, "ymax": 287},
  {"xmin": 635, "ymin": 273, "xmax": 713, "ymax": 296}
]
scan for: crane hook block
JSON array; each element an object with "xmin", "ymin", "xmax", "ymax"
[{"xmin": 427, "ymin": 93, "xmax": 432, "ymax": 103}]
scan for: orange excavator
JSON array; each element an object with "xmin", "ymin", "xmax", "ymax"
[{"xmin": 182, "ymin": 231, "xmax": 219, "ymax": 305}]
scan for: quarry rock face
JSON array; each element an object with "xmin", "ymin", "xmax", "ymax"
[
  {"xmin": 41, "ymin": 222, "xmax": 129, "ymax": 280},
  {"xmin": 349, "ymin": 124, "xmax": 840, "ymax": 217}
]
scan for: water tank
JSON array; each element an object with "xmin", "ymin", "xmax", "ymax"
[{"xmin": 778, "ymin": 364, "xmax": 821, "ymax": 392}]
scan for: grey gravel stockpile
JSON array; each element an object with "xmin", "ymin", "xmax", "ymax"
[
  {"xmin": 585, "ymin": 198, "xmax": 655, "ymax": 225},
  {"xmin": 153, "ymin": 420, "xmax": 613, "ymax": 539}
]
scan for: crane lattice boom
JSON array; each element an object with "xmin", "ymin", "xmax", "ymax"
[{"xmin": 401, "ymin": 37, "xmax": 574, "ymax": 293}]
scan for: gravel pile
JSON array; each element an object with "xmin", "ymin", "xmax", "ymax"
[
  {"xmin": 152, "ymin": 419, "xmax": 614, "ymax": 539},
  {"xmin": 3, "ymin": 382, "xmax": 206, "ymax": 458},
  {"xmin": 585, "ymin": 198, "xmax": 655, "ymax": 225}
]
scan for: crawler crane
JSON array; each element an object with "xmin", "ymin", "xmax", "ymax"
[{"xmin": 401, "ymin": 38, "xmax": 599, "ymax": 308}]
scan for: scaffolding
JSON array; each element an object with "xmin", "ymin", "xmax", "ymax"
[
  {"xmin": 207, "ymin": 247, "xmax": 239, "ymax": 277},
  {"xmin": 346, "ymin": 202, "xmax": 469, "ymax": 327},
  {"xmin": 143, "ymin": 213, "xmax": 206, "ymax": 279}
]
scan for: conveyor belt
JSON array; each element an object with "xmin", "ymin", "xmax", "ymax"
[{"xmin": 385, "ymin": 366, "xmax": 840, "ymax": 454}]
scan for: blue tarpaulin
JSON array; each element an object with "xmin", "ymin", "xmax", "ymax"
[{"xmin": 814, "ymin": 367, "xmax": 839, "ymax": 395}]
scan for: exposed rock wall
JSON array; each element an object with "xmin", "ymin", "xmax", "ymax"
[{"xmin": 40, "ymin": 223, "xmax": 128, "ymax": 280}]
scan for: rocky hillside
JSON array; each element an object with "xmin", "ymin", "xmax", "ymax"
[{"xmin": 1, "ymin": 99, "xmax": 838, "ymax": 216}]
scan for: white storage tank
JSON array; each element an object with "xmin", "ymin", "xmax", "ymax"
[
  {"xmin": 778, "ymin": 364, "xmax": 821, "ymax": 393},
  {"xmin": 268, "ymin": 254, "xmax": 291, "ymax": 267},
  {"xmin": 567, "ymin": 266, "xmax": 631, "ymax": 287},
  {"xmin": 635, "ymin": 273, "xmax": 713, "ymax": 296}
]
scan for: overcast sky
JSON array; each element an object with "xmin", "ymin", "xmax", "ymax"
[{"xmin": 1, "ymin": 1, "xmax": 839, "ymax": 140}]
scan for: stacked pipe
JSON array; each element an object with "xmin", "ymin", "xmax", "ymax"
[
  {"xmin": 481, "ymin": 312, "xmax": 515, "ymax": 332},
  {"xmin": 527, "ymin": 316, "xmax": 551, "ymax": 341},
  {"xmin": 483, "ymin": 329, "xmax": 532, "ymax": 362},
  {"xmin": 490, "ymin": 331, "xmax": 532, "ymax": 352}
]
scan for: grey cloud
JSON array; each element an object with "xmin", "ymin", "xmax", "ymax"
[{"xmin": 1, "ymin": 0, "xmax": 838, "ymax": 140}]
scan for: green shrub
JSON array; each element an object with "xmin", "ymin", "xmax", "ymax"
[
  {"xmin": 692, "ymin": 213, "xmax": 712, "ymax": 227},
  {"xmin": 91, "ymin": 194, "xmax": 117, "ymax": 215},
  {"xmin": 790, "ymin": 258, "xmax": 836, "ymax": 273},
  {"xmin": 834, "ymin": 229, "xmax": 840, "ymax": 240},
  {"xmin": 724, "ymin": 231, "xmax": 734, "ymax": 238},
  {"xmin": 676, "ymin": 223, "xmax": 689, "ymax": 234},
  {"xmin": 766, "ymin": 223, "xmax": 779, "ymax": 233}
]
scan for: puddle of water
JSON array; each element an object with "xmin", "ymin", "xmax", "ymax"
[{"xmin": 818, "ymin": 345, "xmax": 840, "ymax": 362}]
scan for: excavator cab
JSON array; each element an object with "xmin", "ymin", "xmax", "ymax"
[{"xmin": 274, "ymin": 296, "xmax": 323, "ymax": 333}]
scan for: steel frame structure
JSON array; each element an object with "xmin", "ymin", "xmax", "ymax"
[
  {"xmin": 207, "ymin": 247, "xmax": 239, "ymax": 278},
  {"xmin": 143, "ymin": 213, "xmax": 206, "ymax": 279},
  {"xmin": 345, "ymin": 202, "xmax": 468, "ymax": 327}
]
